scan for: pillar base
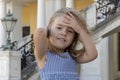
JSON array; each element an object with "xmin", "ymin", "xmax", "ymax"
[{"xmin": 0, "ymin": 51, "xmax": 22, "ymax": 80}]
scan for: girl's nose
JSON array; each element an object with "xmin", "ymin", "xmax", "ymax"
[{"xmin": 61, "ymin": 30, "xmax": 67, "ymax": 36}]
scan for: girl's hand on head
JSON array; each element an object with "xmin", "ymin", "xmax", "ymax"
[{"xmin": 63, "ymin": 12, "xmax": 82, "ymax": 34}]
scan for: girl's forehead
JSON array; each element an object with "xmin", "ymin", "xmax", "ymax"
[
  {"xmin": 55, "ymin": 16, "xmax": 64, "ymax": 21},
  {"xmin": 51, "ymin": 16, "xmax": 63, "ymax": 25}
]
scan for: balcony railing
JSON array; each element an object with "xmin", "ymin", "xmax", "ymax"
[{"xmin": 96, "ymin": 0, "xmax": 120, "ymax": 23}]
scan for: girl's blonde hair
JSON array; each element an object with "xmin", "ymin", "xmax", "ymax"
[{"xmin": 47, "ymin": 8, "xmax": 90, "ymax": 61}]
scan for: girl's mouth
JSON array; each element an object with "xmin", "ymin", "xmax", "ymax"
[{"xmin": 58, "ymin": 38, "xmax": 66, "ymax": 42}]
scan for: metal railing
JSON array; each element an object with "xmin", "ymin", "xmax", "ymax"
[
  {"xmin": 96, "ymin": 0, "xmax": 120, "ymax": 23},
  {"xmin": 15, "ymin": 34, "xmax": 35, "ymax": 70},
  {"xmin": 16, "ymin": 34, "xmax": 37, "ymax": 80},
  {"xmin": 14, "ymin": 34, "xmax": 37, "ymax": 80}
]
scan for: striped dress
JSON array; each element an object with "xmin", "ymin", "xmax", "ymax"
[{"xmin": 39, "ymin": 50, "xmax": 79, "ymax": 80}]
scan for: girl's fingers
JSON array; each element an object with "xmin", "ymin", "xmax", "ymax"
[
  {"xmin": 62, "ymin": 13, "xmax": 80, "ymax": 33},
  {"xmin": 64, "ymin": 16, "xmax": 75, "ymax": 27},
  {"xmin": 65, "ymin": 12, "xmax": 76, "ymax": 24},
  {"xmin": 66, "ymin": 12, "xmax": 76, "ymax": 20},
  {"xmin": 62, "ymin": 17, "xmax": 74, "ymax": 29},
  {"xmin": 64, "ymin": 15, "xmax": 71, "ymax": 21},
  {"xmin": 63, "ymin": 18, "xmax": 70, "ymax": 24},
  {"xmin": 60, "ymin": 21, "xmax": 70, "ymax": 27}
]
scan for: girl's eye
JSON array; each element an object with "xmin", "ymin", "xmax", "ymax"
[
  {"xmin": 68, "ymin": 29, "xmax": 74, "ymax": 33},
  {"xmin": 57, "ymin": 27, "xmax": 62, "ymax": 29}
]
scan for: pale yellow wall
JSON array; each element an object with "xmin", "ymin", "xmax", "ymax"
[
  {"xmin": 22, "ymin": 7, "xmax": 30, "ymax": 25},
  {"xmin": 29, "ymin": 3, "xmax": 37, "ymax": 34},
  {"xmin": 22, "ymin": 2, "xmax": 37, "ymax": 34},
  {"xmin": 22, "ymin": 0, "xmax": 93, "ymax": 34},
  {"xmin": 74, "ymin": 0, "xmax": 93, "ymax": 10}
]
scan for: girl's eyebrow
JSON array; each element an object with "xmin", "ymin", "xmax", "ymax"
[
  {"xmin": 57, "ymin": 24, "xmax": 63, "ymax": 26},
  {"xmin": 57, "ymin": 24, "xmax": 62, "ymax": 26},
  {"xmin": 57, "ymin": 23, "xmax": 74, "ymax": 30}
]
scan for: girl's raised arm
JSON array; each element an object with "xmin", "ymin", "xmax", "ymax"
[
  {"xmin": 64, "ymin": 12, "xmax": 98, "ymax": 63},
  {"xmin": 76, "ymin": 29, "xmax": 98, "ymax": 63},
  {"xmin": 33, "ymin": 28, "xmax": 47, "ymax": 68}
]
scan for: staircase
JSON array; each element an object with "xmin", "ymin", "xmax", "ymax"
[{"xmin": 11, "ymin": 34, "xmax": 40, "ymax": 80}]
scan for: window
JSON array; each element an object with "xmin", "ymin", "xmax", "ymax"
[{"xmin": 22, "ymin": 26, "xmax": 30, "ymax": 37}]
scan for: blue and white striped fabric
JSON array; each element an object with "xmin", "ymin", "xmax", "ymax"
[{"xmin": 39, "ymin": 50, "xmax": 79, "ymax": 80}]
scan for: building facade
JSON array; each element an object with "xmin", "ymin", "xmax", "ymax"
[{"xmin": 0, "ymin": 0, "xmax": 120, "ymax": 80}]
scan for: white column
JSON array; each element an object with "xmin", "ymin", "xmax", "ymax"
[
  {"xmin": 66, "ymin": 0, "xmax": 74, "ymax": 8},
  {"xmin": 100, "ymin": 38, "xmax": 109, "ymax": 80},
  {"xmin": 0, "ymin": 0, "xmax": 7, "ymax": 46},
  {"xmin": 37, "ymin": 0, "xmax": 46, "ymax": 28},
  {"xmin": 46, "ymin": 0, "xmax": 55, "ymax": 24},
  {"xmin": 46, "ymin": 0, "xmax": 66, "ymax": 24},
  {"xmin": 55, "ymin": 0, "xmax": 66, "ymax": 11}
]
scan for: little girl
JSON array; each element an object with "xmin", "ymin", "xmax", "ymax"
[{"xmin": 34, "ymin": 8, "xmax": 98, "ymax": 80}]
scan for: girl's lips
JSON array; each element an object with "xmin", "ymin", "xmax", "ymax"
[{"xmin": 58, "ymin": 38, "xmax": 66, "ymax": 42}]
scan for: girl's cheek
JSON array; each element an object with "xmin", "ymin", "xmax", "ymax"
[{"xmin": 51, "ymin": 30, "xmax": 58, "ymax": 37}]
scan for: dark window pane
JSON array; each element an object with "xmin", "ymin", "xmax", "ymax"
[{"xmin": 22, "ymin": 26, "xmax": 30, "ymax": 37}]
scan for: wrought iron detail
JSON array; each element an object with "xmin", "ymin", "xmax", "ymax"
[
  {"xmin": 96, "ymin": 0, "xmax": 119, "ymax": 23},
  {"xmin": 17, "ymin": 34, "xmax": 35, "ymax": 70}
]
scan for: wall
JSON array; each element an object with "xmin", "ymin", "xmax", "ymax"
[
  {"xmin": 74, "ymin": 0, "xmax": 93, "ymax": 10},
  {"xmin": 22, "ymin": 2, "xmax": 37, "ymax": 34}
]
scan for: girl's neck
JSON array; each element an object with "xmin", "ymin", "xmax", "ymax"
[{"xmin": 48, "ymin": 41, "xmax": 66, "ymax": 54}]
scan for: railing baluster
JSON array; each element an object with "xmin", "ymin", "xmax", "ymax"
[{"xmin": 96, "ymin": 0, "xmax": 119, "ymax": 23}]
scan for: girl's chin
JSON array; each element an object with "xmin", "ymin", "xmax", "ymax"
[
  {"xmin": 55, "ymin": 46, "xmax": 67, "ymax": 50},
  {"xmin": 53, "ymin": 46, "xmax": 67, "ymax": 51},
  {"xmin": 49, "ymin": 42, "xmax": 69, "ymax": 52}
]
